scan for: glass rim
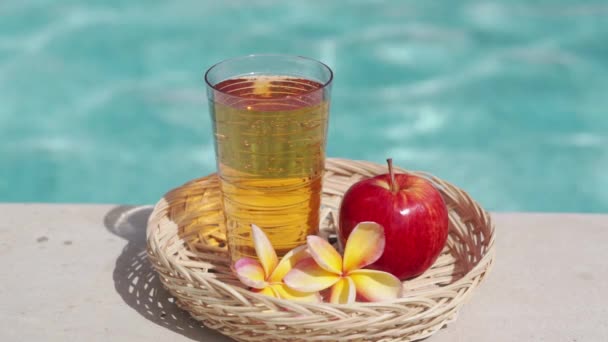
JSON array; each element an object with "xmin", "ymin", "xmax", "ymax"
[{"xmin": 204, "ymin": 54, "xmax": 334, "ymax": 97}]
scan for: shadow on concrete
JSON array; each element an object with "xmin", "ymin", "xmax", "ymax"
[{"xmin": 104, "ymin": 205, "xmax": 232, "ymax": 342}]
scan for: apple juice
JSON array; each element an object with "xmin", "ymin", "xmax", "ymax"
[{"xmin": 209, "ymin": 76, "xmax": 330, "ymax": 262}]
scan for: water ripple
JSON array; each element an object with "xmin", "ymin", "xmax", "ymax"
[{"xmin": 1, "ymin": 0, "xmax": 607, "ymax": 212}]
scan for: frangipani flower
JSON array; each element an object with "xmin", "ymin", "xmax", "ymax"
[
  {"xmin": 234, "ymin": 224, "xmax": 320, "ymax": 302},
  {"xmin": 284, "ymin": 222, "xmax": 402, "ymax": 304}
]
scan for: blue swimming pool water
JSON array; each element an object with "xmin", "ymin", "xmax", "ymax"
[{"xmin": 1, "ymin": 0, "xmax": 607, "ymax": 212}]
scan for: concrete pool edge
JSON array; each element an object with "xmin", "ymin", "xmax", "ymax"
[{"xmin": 1, "ymin": 204, "xmax": 606, "ymax": 341}]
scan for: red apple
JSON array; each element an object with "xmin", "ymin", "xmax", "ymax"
[{"xmin": 338, "ymin": 159, "xmax": 448, "ymax": 280}]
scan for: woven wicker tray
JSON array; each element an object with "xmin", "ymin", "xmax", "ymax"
[{"xmin": 147, "ymin": 158, "xmax": 495, "ymax": 341}]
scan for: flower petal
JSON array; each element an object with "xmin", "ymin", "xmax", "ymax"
[
  {"xmin": 342, "ymin": 222, "xmax": 385, "ymax": 272},
  {"xmin": 349, "ymin": 269, "xmax": 402, "ymax": 302},
  {"xmin": 284, "ymin": 258, "xmax": 340, "ymax": 292},
  {"xmin": 270, "ymin": 283, "xmax": 321, "ymax": 303},
  {"xmin": 268, "ymin": 245, "xmax": 311, "ymax": 283},
  {"xmin": 329, "ymin": 277, "xmax": 356, "ymax": 304},
  {"xmin": 306, "ymin": 235, "xmax": 343, "ymax": 274},
  {"xmin": 252, "ymin": 286, "xmax": 279, "ymax": 298},
  {"xmin": 251, "ymin": 224, "xmax": 278, "ymax": 278},
  {"xmin": 234, "ymin": 258, "xmax": 267, "ymax": 289}
]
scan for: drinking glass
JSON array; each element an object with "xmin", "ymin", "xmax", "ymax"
[{"xmin": 205, "ymin": 55, "xmax": 333, "ymax": 262}]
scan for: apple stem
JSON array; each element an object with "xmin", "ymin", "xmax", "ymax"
[{"xmin": 387, "ymin": 158, "xmax": 397, "ymax": 193}]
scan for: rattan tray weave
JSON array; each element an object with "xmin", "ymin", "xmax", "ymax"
[{"xmin": 146, "ymin": 158, "xmax": 495, "ymax": 341}]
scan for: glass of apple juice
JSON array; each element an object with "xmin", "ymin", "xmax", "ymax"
[{"xmin": 204, "ymin": 55, "xmax": 333, "ymax": 263}]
